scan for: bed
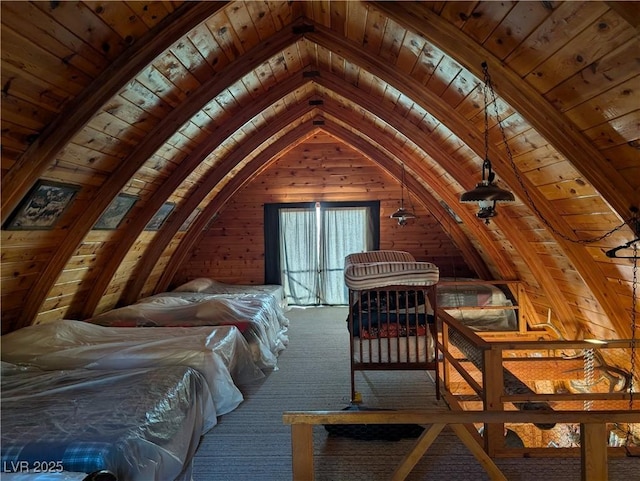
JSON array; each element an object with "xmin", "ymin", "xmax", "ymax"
[
  {"xmin": 344, "ymin": 250, "xmax": 440, "ymax": 402},
  {"xmin": 173, "ymin": 278, "xmax": 287, "ymax": 310},
  {"xmin": 436, "ymin": 278, "xmax": 518, "ymax": 331},
  {"xmin": 1, "ymin": 362, "xmax": 212, "ymax": 481},
  {"xmin": 1, "ymin": 320, "xmax": 265, "ymax": 422},
  {"xmin": 86, "ymin": 292, "xmax": 289, "ymax": 370}
]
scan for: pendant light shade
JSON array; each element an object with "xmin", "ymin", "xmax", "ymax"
[
  {"xmin": 390, "ymin": 207, "xmax": 416, "ymax": 226},
  {"xmin": 461, "ymin": 158, "xmax": 515, "ymax": 221},
  {"xmin": 390, "ymin": 164, "xmax": 416, "ymax": 226}
]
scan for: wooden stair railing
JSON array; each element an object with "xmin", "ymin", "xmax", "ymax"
[{"xmin": 283, "ymin": 409, "xmax": 640, "ymax": 481}]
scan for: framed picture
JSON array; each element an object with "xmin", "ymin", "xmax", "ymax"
[
  {"xmin": 145, "ymin": 202, "xmax": 175, "ymax": 231},
  {"xmin": 439, "ymin": 200, "xmax": 462, "ymax": 224},
  {"xmin": 179, "ymin": 208, "xmax": 201, "ymax": 232},
  {"xmin": 3, "ymin": 180, "xmax": 80, "ymax": 230},
  {"xmin": 93, "ymin": 193, "xmax": 138, "ymax": 230}
]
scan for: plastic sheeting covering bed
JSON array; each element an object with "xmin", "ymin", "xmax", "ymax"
[
  {"xmin": 344, "ymin": 250, "xmax": 440, "ymax": 402},
  {"xmin": 173, "ymin": 278, "xmax": 287, "ymax": 310},
  {"xmin": 1, "ymin": 362, "xmax": 212, "ymax": 481},
  {"xmin": 86, "ymin": 292, "xmax": 289, "ymax": 370},
  {"xmin": 1, "ymin": 320, "xmax": 265, "ymax": 421},
  {"xmin": 437, "ymin": 278, "xmax": 518, "ymax": 331}
]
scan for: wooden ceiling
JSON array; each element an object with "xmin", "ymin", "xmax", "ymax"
[{"xmin": 1, "ymin": 1, "xmax": 639, "ymax": 338}]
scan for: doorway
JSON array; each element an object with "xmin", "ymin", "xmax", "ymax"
[{"xmin": 264, "ymin": 201, "xmax": 379, "ymax": 305}]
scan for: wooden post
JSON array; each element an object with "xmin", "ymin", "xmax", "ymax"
[
  {"xmin": 517, "ymin": 283, "xmax": 526, "ymax": 334},
  {"xmin": 483, "ymin": 345, "xmax": 504, "ymax": 457},
  {"xmin": 442, "ymin": 318, "xmax": 451, "ymax": 392},
  {"xmin": 580, "ymin": 423, "xmax": 607, "ymax": 481},
  {"xmin": 291, "ymin": 424, "xmax": 314, "ymax": 481}
]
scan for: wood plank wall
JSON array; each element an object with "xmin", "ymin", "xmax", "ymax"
[{"xmin": 173, "ymin": 132, "xmax": 475, "ymax": 287}]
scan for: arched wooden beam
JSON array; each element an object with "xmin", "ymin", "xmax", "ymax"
[
  {"xmin": 17, "ymin": 15, "xmax": 628, "ymax": 338},
  {"xmin": 369, "ymin": 1, "xmax": 636, "ymax": 223},
  {"xmin": 113, "ymin": 79, "xmax": 495, "ymax": 307},
  {"xmin": 119, "ymin": 105, "xmax": 319, "ymax": 305},
  {"xmin": 18, "ymin": 21, "xmax": 308, "ymax": 326},
  {"xmin": 319, "ymin": 108, "xmax": 579, "ymax": 338},
  {"xmin": 81, "ymin": 73, "xmax": 316, "ymax": 317},
  {"xmin": 156, "ymin": 113, "xmax": 496, "ymax": 295},
  {"xmin": 121, "ymin": 73, "xmax": 572, "ymax": 334},
  {"xmin": 0, "ymin": 2, "xmax": 228, "ymax": 222},
  {"xmin": 151, "ymin": 97, "xmax": 499, "ymax": 289},
  {"xmin": 313, "ymin": 73, "xmax": 512, "ymax": 278},
  {"xmin": 314, "ymin": 74, "xmax": 582, "ymax": 335},
  {"xmin": 306, "ymin": 19, "xmax": 629, "ymax": 336},
  {"xmin": 318, "ymin": 121, "xmax": 492, "ymax": 279},
  {"xmin": 126, "ymin": 91, "xmax": 496, "ymax": 302},
  {"xmin": 154, "ymin": 121, "xmax": 320, "ymax": 294}
]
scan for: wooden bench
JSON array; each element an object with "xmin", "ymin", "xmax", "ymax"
[{"xmin": 283, "ymin": 409, "xmax": 640, "ymax": 481}]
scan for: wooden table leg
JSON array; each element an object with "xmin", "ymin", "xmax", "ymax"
[
  {"xmin": 291, "ymin": 424, "xmax": 314, "ymax": 481},
  {"xmin": 391, "ymin": 423, "xmax": 446, "ymax": 481}
]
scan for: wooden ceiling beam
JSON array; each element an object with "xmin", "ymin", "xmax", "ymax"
[
  {"xmin": 18, "ymin": 21, "xmax": 307, "ymax": 326},
  {"xmin": 318, "ymin": 120, "xmax": 493, "ymax": 279},
  {"xmin": 154, "ymin": 120, "xmax": 320, "ymax": 294},
  {"xmin": 133, "ymin": 90, "xmax": 495, "ymax": 300},
  {"xmin": 1, "ymin": 1, "xmax": 228, "ymax": 222},
  {"xmin": 307, "ymin": 18, "xmax": 627, "ymax": 337},
  {"xmin": 369, "ymin": 1, "xmax": 636, "ymax": 221},
  {"xmin": 314, "ymin": 74, "xmax": 511, "ymax": 278},
  {"xmin": 96, "ymin": 24, "xmax": 570, "ymax": 332},
  {"xmin": 121, "ymin": 105, "xmax": 318, "ymax": 304},
  {"xmin": 81, "ymin": 74, "xmax": 315, "ymax": 317},
  {"xmin": 318, "ymin": 105, "xmax": 579, "ymax": 338},
  {"xmin": 311, "ymin": 76, "xmax": 580, "ymax": 337}
]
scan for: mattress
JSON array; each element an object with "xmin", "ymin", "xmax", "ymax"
[
  {"xmin": 1, "ymin": 363, "xmax": 211, "ymax": 481},
  {"xmin": 173, "ymin": 278, "xmax": 287, "ymax": 310},
  {"xmin": 344, "ymin": 251, "xmax": 439, "ymax": 290},
  {"xmin": 352, "ymin": 335, "xmax": 434, "ymax": 364},
  {"xmin": 1, "ymin": 320, "xmax": 265, "ymax": 421},
  {"xmin": 87, "ymin": 292, "xmax": 289, "ymax": 370},
  {"xmin": 437, "ymin": 279, "xmax": 518, "ymax": 331}
]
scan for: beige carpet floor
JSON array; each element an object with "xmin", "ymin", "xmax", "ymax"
[{"xmin": 191, "ymin": 306, "xmax": 639, "ymax": 480}]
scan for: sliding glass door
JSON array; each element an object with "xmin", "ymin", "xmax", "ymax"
[{"xmin": 265, "ymin": 201, "xmax": 379, "ymax": 306}]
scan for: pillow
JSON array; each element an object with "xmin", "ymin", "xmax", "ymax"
[{"xmin": 173, "ymin": 278, "xmax": 214, "ymax": 292}]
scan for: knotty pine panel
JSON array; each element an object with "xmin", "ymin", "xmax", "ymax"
[
  {"xmin": 1, "ymin": 227, "xmax": 76, "ymax": 330},
  {"xmin": 33, "ymin": 307, "xmax": 71, "ymax": 326},
  {"xmin": 95, "ymin": 293, "xmax": 120, "ymax": 316}
]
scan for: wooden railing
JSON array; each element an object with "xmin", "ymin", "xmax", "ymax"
[
  {"xmin": 283, "ymin": 409, "xmax": 640, "ymax": 481},
  {"xmin": 438, "ymin": 309, "xmax": 639, "ymax": 456},
  {"xmin": 283, "ymin": 280, "xmax": 639, "ymax": 480}
]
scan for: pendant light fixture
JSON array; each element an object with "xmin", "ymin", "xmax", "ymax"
[
  {"xmin": 390, "ymin": 163, "xmax": 416, "ymax": 226},
  {"xmin": 460, "ymin": 62, "xmax": 515, "ymax": 223}
]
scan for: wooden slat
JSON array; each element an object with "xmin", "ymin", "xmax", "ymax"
[
  {"xmin": 283, "ymin": 409, "xmax": 640, "ymax": 426},
  {"xmin": 2, "ymin": 1, "xmax": 227, "ymax": 223}
]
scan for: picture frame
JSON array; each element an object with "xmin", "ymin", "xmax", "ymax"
[
  {"xmin": 3, "ymin": 180, "xmax": 80, "ymax": 230},
  {"xmin": 439, "ymin": 200, "xmax": 463, "ymax": 224},
  {"xmin": 145, "ymin": 202, "xmax": 175, "ymax": 231},
  {"xmin": 93, "ymin": 193, "xmax": 138, "ymax": 230},
  {"xmin": 179, "ymin": 208, "xmax": 201, "ymax": 232}
]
